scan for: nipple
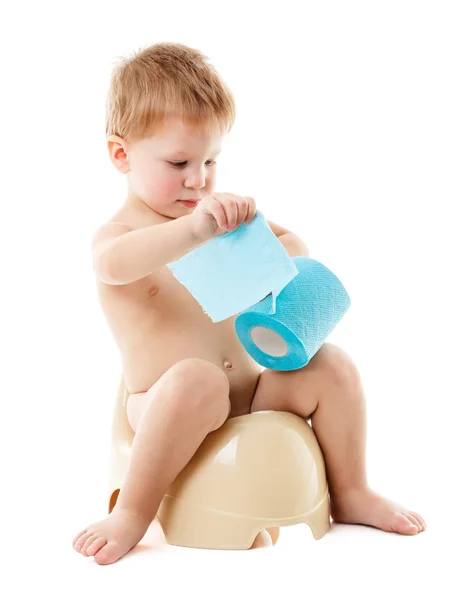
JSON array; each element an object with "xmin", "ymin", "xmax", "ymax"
[{"xmin": 223, "ymin": 360, "xmax": 233, "ymax": 369}]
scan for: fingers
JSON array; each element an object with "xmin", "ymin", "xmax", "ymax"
[
  {"xmin": 212, "ymin": 193, "xmax": 256, "ymax": 230},
  {"xmin": 237, "ymin": 196, "xmax": 251, "ymax": 224},
  {"xmin": 244, "ymin": 196, "xmax": 257, "ymax": 223},
  {"xmin": 201, "ymin": 195, "xmax": 230, "ymax": 230},
  {"xmin": 224, "ymin": 194, "xmax": 243, "ymax": 229}
]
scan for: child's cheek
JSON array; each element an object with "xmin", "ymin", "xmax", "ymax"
[{"xmin": 159, "ymin": 175, "xmax": 181, "ymax": 199}]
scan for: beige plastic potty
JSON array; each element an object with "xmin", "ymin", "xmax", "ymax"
[{"xmin": 108, "ymin": 377, "xmax": 331, "ymax": 549}]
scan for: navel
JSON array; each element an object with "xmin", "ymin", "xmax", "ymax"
[
  {"xmin": 223, "ymin": 359, "xmax": 233, "ymax": 370},
  {"xmin": 148, "ymin": 285, "xmax": 159, "ymax": 297}
]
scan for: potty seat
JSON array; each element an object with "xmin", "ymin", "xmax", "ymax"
[{"xmin": 108, "ymin": 377, "xmax": 331, "ymax": 549}]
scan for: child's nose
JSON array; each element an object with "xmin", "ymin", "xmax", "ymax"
[{"xmin": 184, "ymin": 168, "xmax": 207, "ymax": 189}]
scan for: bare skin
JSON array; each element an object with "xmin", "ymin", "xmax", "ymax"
[
  {"xmin": 73, "ymin": 358, "xmax": 233, "ymax": 564},
  {"xmin": 249, "ymin": 344, "xmax": 426, "ymax": 536},
  {"xmin": 73, "ymin": 118, "xmax": 425, "ymax": 565},
  {"xmin": 72, "ymin": 204, "xmax": 425, "ymax": 564}
]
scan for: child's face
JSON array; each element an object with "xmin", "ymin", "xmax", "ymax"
[{"xmin": 125, "ymin": 117, "xmax": 224, "ymax": 218}]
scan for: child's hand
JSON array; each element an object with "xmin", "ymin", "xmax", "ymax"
[{"xmin": 189, "ymin": 193, "xmax": 257, "ymax": 242}]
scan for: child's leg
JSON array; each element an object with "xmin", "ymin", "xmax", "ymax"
[
  {"xmin": 250, "ymin": 343, "xmax": 426, "ymax": 535},
  {"xmin": 72, "ymin": 358, "xmax": 231, "ymax": 565}
]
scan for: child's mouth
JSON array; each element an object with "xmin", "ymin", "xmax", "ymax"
[{"xmin": 178, "ymin": 200, "xmax": 199, "ymax": 207}]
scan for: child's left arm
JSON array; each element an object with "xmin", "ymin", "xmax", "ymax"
[{"xmin": 267, "ymin": 220, "xmax": 310, "ymax": 258}]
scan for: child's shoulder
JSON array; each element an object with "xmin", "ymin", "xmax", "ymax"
[
  {"xmin": 92, "ymin": 220, "xmax": 133, "ymax": 251},
  {"xmin": 92, "ymin": 206, "xmax": 138, "ymax": 247}
]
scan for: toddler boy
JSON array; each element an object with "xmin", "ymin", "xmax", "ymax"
[{"xmin": 72, "ymin": 42, "xmax": 425, "ymax": 565}]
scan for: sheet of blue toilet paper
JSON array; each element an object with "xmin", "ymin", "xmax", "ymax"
[{"xmin": 167, "ymin": 211, "xmax": 299, "ymax": 322}]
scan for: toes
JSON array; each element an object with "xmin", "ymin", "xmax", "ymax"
[
  {"xmin": 72, "ymin": 529, "xmax": 87, "ymax": 548},
  {"xmin": 410, "ymin": 512, "xmax": 426, "ymax": 531},
  {"xmin": 405, "ymin": 514, "xmax": 421, "ymax": 532},
  {"xmin": 74, "ymin": 531, "xmax": 93, "ymax": 552},
  {"xmin": 393, "ymin": 513, "xmax": 419, "ymax": 535},
  {"xmin": 81, "ymin": 534, "xmax": 99, "ymax": 556},
  {"xmin": 94, "ymin": 541, "xmax": 122, "ymax": 566},
  {"xmin": 86, "ymin": 537, "xmax": 107, "ymax": 557}
]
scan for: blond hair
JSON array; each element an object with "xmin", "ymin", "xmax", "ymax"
[{"xmin": 105, "ymin": 42, "xmax": 236, "ymax": 142}]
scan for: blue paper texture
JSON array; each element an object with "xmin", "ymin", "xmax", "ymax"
[
  {"xmin": 167, "ymin": 211, "xmax": 299, "ymax": 322},
  {"xmin": 235, "ymin": 257, "xmax": 351, "ymax": 370}
]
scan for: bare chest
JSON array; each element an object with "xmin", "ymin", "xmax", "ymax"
[{"xmin": 97, "ymin": 266, "xmax": 261, "ymax": 394}]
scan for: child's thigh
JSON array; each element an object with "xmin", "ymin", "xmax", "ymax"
[
  {"xmin": 127, "ymin": 391, "xmax": 151, "ymax": 433},
  {"xmin": 127, "ymin": 358, "xmax": 230, "ymax": 432}
]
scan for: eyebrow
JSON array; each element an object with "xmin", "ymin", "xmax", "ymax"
[{"xmin": 172, "ymin": 149, "xmax": 222, "ymax": 157}]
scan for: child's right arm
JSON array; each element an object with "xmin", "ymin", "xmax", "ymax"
[
  {"xmin": 93, "ymin": 193, "xmax": 257, "ymax": 285},
  {"xmin": 92, "ymin": 214, "xmax": 203, "ymax": 285}
]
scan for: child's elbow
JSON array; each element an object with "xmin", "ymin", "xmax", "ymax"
[
  {"xmin": 300, "ymin": 239, "xmax": 310, "ymax": 257},
  {"xmin": 279, "ymin": 233, "xmax": 310, "ymax": 258},
  {"xmin": 93, "ymin": 248, "xmax": 124, "ymax": 285}
]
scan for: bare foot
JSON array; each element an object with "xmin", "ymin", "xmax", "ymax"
[
  {"xmin": 72, "ymin": 508, "xmax": 151, "ymax": 565},
  {"xmin": 330, "ymin": 486, "xmax": 426, "ymax": 535},
  {"xmin": 266, "ymin": 527, "xmax": 280, "ymax": 545}
]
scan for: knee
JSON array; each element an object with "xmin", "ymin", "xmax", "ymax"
[
  {"xmin": 317, "ymin": 343, "xmax": 360, "ymax": 390},
  {"xmin": 165, "ymin": 358, "xmax": 231, "ymax": 425},
  {"xmin": 169, "ymin": 358, "xmax": 230, "ymax": 395}
]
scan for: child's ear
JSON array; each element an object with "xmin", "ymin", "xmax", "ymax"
[{"xmin": 107, "ymin": 135, "xmax": 130, "ymax": 174}]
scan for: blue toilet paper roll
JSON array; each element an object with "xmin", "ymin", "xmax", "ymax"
[{"xmin": 234, "ymin": 256, "xmax": 351, "ymax": 371}]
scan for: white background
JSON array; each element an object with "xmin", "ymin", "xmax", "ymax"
[{"xmin": 1, "ymin": 1, "xmax": 452, "ymax": 598}]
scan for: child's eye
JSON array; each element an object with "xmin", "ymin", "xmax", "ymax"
[{"xmin": 169, "ymin": 160, "xmax": 216, "ymax": 168}]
